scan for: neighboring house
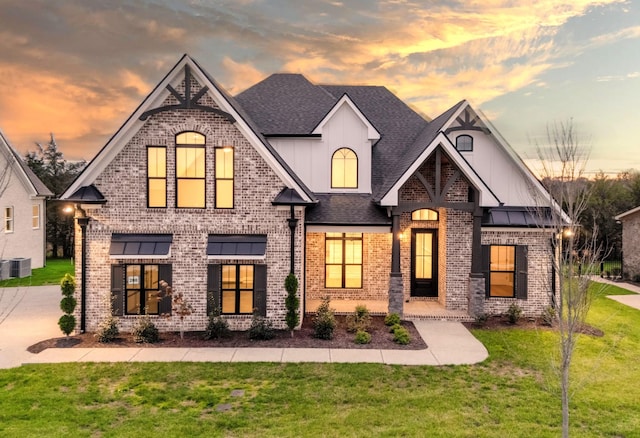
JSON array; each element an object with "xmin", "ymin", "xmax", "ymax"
[
  {"xmin": 0, "ymin": 130, "xmax": 53, "ymax": 270},
  {"xmin": 61, "ymin": 54, "xmax": 557, "ymax": 333},
  {"xmin": 615, "ymin": 206, "xmax": 640, "ymax": 280}
]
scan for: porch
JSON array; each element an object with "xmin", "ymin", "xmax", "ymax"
[{"xmin": 305, "ymin": 299, "xmax": 473, "ymax": 322}]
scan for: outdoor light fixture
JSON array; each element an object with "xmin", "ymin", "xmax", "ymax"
[{"xmin": 62, "ymin": 205, "xmax": 74, "ymax": 214}]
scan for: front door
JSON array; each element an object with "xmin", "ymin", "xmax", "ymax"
[{"xmin": 411, "ymin": 230, "xmax": 438, "ymax": 297}]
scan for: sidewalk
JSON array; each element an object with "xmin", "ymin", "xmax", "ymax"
[
  {"xmin": 24, "ymin": 320, "xmax": 488, "ymax": 367},
  {"xmin": 591, "ymin": 276, "xmax": 640, "ymax": 311}
]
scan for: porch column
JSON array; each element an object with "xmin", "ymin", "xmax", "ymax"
[{"xmin": 389, "ymin": 211, "xmax": 404, "ymax": 316}]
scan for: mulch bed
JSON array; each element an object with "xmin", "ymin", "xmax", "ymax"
[
  {"xmin": 463, "ymin": 315, "xmax": 605, "ymax": 337},
  {"xmin": 28, "ymin": 315, "xmax": 427, "ymax": 354}
]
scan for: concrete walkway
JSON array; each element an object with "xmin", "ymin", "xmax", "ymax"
[
  {"xmin": 592, "ymin": 277, "xmax": 640, "ymax": 311},
  {"xmin": 1, "ymin": 285, "xmax": 488, "ymax": 368}
]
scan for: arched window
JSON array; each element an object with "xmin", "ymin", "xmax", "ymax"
[
  {"xmin": 456, "ymin": 134, "xmax": 473, "ymax": 152},
  {"xmin": 331, "ymin": 148, "xmax": 358, "ymax": 188},
  {"xmin": 176, "ymin": 131, "xmax": 206, "ymax": 208},
  {"xmin": 412, "ymin": 209, "xmax": 439, "ymax": 221}
]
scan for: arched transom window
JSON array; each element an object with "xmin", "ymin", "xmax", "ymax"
[
  {"xmin": 455, "ymin": 134, "xmax": 473, "ymax": 152},
  {"xmin": 412, "ymin": 209, "xmax": 439, "ymax": 221},
  {"xmin": 176, "ymin": 131, "xmax": 206, "ymax": 208},
  {"xmin": 331, "ymin": 148, "xmax": 358, "ymax": 188}
]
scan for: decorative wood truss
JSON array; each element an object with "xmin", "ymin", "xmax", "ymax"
[
  {"xmin": 444, "ymin": 108, "xmax": 490, "ymax": 135},
  {"xmin": 139, "ymin": 65, "xmax": 236, "ymax": 123}
]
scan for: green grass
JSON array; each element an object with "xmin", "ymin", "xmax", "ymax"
[
  {"xmin": 0, "ymin": 258, "xmax": 74, "ymax": 287},
  {"xmin": 0, "ymin": 283, "xmax": 638, "ymax": 436}
]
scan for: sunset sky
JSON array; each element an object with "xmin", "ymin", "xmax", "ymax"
[{"xmin": 0, "ymin": 0, "xmax": 638, "ymax": 176}]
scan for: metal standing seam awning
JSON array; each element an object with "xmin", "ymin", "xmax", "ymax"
[
  {"xmin": 109, "ymin": 234, "xmax": 173, "ymax": 259},
  {"xmin": 207, "ymin": 234, "xmax": 267, "ymax": 260}
]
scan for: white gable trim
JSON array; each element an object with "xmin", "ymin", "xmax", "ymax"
[
  {"xmin": 379, "ymin": 131, "xmax": 501, "ymax": 207},
  {"xmin": 0, "ymin": 130, "xmax": 38, "ymax": 197},
  {"xmin": 62, "ymin": 55, "xmax": 313, "ymax": 202},
  {"xmin": 311, "ymin": 94, "xmax": 380, "ymax": 141},
  {"xmin": 615, "ymin": 206, "xmax": 640, "ymax": 221}
]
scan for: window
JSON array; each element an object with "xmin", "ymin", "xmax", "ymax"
[
  {"xmin": 4, "ymin": 207, "xmax": 13, "ymax": 233},
  {"xmin": 412, "ymin": 209, "xmax": 438, "ymax": 221},
  {"xmin": 331, "ymin": 148, "xmax": 358, "ymax": 188},
  {"xmin": 489, "ymin": 246, "xmax": 515, "ymax": 297},
  {"xmin": 456, "ymin": 135, "xmax": 473, "ymax": 151},
  {"xmin": 325, "ymin": 232, "xmax": 362, "ymax": 288},
  {"xmin": 125, "ymin": 264, "xmax": 161, "ymax": 315},
  {"xmin": 147, "ymin": 146, "xmax": 167, "ymax": 207},
  {"xmin": 32, "ymin": 205, "xmax": 40, "ymax": 229},
  {"xmin": 176, "ymin": 131, "xmax": 205, "ymax": 208},
  {"xmin": 221, "ymin": 265, "xmax": 254, "ymax": 314},
  {"xmin": 483, "ymin": 244, "xmax": 528, "ymax": 299},
  {"xmin": 215, "ymin": 147, "xmax": 234, "ymax": 208}
]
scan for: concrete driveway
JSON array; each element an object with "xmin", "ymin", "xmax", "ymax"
[{"xmin": 0, "ymin": 285, "xmax": 61, "ymax": 369}]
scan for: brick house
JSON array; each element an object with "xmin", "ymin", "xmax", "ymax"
[
  {"xmin": 61, "ymin": 54, "xmax": 557, "ymax": 333},
  {"xmin": 615, "ymin": 206, "xmax": 640, "ymax": 280},
  {"xmin": 0, "ymin": 129, "xmax": 52, "ymax": 270}
]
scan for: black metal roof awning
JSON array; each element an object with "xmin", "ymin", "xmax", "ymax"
[
  {"xmin": 207, "ymin": 234, "xmax": 267, "ymax": 260},
  {"xmin": 482, "ymin": 207, "xmax": 555, "ymax": 227},
  {"xmin": 109, "ymin": 234, "xmax": 173, "ymax": 259}
]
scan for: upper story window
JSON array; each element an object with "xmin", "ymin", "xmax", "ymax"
[
  {"xmin": 411, "ymin": 209, "xmax": 439, "ymax": 221},
  {"xmin": 32, "ymin": 205, "xmax": 40, "ymax": 229},
  {"xmin": 176, "ymin": 131, "xmax": 206, "ymax": 208},
  {"xmin": 4, "ymin": 207, "xmax": 13, "ymax": 233},
  {"xmin": 147, "ymin": 146, "xmax": 167, "ymax": 208},
  {"xmin": 331, "ymin": 148, "xmax": 358, "ymax": 188},
  {"xmin": 456, "ymin": 135, "xmax": 473, "ymax": 152},
  {"xmin": 215, "ymin": 147, "xmax": 234, "ymax": 208}
]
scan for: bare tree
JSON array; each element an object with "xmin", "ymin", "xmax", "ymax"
[{"xmin": 533, "ymin": 119, "xmax": 603, "ymax": 438}]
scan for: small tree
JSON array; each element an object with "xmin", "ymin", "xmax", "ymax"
[
  {"xmin": 284, "ymin": 273, "xmax": 300, "ymax": 337},
  {"xmin": 159, "ymin": 280, "xmax": 193, "ymax": 340},
  {"xmin": 58, "ymin": 274, "xmax": 76, "ymax": 336}
]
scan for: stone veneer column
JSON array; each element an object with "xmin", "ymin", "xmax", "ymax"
[
  {"xmin": 388, "ymin": 212, "xmax": 404, "ymax": 316},
  {"xmin": 468, "ymin": 273, "xmax": 485, "ymax": 318}
]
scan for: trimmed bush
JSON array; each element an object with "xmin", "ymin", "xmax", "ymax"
[
  {"xmin": 313, "ymin": 297, "xmax": 336, "ymax": 340},
  {"xmin": 58, "ymin": 314, "xmax": 76, "ymax": 337},
  {"xmin": 95, "ymin": 316, "xmax": 119, "ymax": 343},
  {"xmin": 58, "ymin": 274, "xmax": 77, "ymax": 336},
  {"xmin": 384, "ymin": 313, "xmax": 401, "ymax": 327},
  {"xmin": 284, "ymin": 273, "xmax": 300, "ymax": 337},
  {"xmin": 132, "ymin": 315, "xmax": 159, "ymax": 343},
  {"xmin": 346, "ymin": 304, "xmax": 372, "ymax": 333},
  {"xmin": 389, "ymin": 323, "xmax": 402, "ymax": 333},
  {"xmin": 354, "ymin": 329, "xmax": 372, "ymax": 344},
  {"xmin": 506, "ymin": 303, "xmax": 523, "ymax": 325},
  {"xmin": 248, "ymin": 310, "xmax": 275, "ymax": 340},
  {"xmin": 60, "ymin": 296, "xmax": 77, "ymax": 314},
  {"xmin": 392, "ymin": 326, "xmax": 411, "ymax": 345},
  {"xmin": 204, "ymin": 307, "xmax": 230, "ymax": 340}
]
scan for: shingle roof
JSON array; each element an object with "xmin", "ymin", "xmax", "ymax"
[
  {"xmin": 0, "ymin": 130, "xmax": 53, "ymax": 197},
  {"xmin": 305, "ymin": 194, "xmax": 390, "ymax": 225}
]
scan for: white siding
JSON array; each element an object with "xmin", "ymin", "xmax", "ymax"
[
  {"xmin": 452, "ymin": 130, "xmax": 540, "ymax": 206},
  {"xmin": 271, "ymin": 101, "xmax": 373, "ymax": 193},
  {"xmin": 0, "ymin": 151, "xmax": 47, "ymax": 268}
]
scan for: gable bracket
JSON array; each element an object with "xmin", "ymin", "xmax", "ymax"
[
  {"xmin": 444, "ymin": 109, "xmax": 490, "ymax": 134},
  {"xmin": 411, "ymin": 147, "xmax": 465, "ymax": 207},
  {"xmin": 139, "ymin": 65, "xmax": 236, "ymax": 123}
]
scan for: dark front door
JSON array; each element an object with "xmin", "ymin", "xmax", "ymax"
[{"xmin": 411, "ymin": 229, "xmax": 438, "ymax": 297}]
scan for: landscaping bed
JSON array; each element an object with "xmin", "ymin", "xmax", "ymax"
[{"xmin": 28, "ymin": 315, "xmax": 427, "ymax": 353}]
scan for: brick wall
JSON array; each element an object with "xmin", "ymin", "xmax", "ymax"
[{"xmin": 75, "ymin": 77, "xmax": 304, "ymax": 332}]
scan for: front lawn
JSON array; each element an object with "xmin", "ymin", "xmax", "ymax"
[
  {"xmin": 0, "ymin": 258, "xmax": 74, "ymax": 287},
  {"xmin": 0, "ymin": 283, "xmax": 638, "ymax": 437}
]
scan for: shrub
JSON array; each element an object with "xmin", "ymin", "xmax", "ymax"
[
  {"xmin": 60, "ymin": 296, "xmax": 77, "ymax": 314},
  {"xmin": 248, "ymin": 310, "xmax": 275, "ymax": 340},
  {"xmin": 541, "ymin": 306, "xmax": 556, "ymax": 327},
  {"xmin": 506, "ymin": 303, "xmax": 523, "ymax": 325},
  {"xmin": 393, "ymin": 326, "xmax": 410, "ymax": 345},
  {"xmin": 384, "ymin": 313, "xmax": 401, "ymax": 327},
  {"xmin": 474, "ymin": 313, "xmax": 488, "ymax": 326},
  {"xmin": 389, "ymin": 323, "xmax": 402, "ymax": 333},
  {"xmin": 132, "ymin": 315, "xmax": 159, "ymax": 343},
  {"xmin": 313, "ymin": 297, "xmax": 336, "ymax": 340},
  {"xmin": 204, "ymin": 307, "xmax": 230, "ymax": 340},
  {"xmin": 284, "ymin": 273, "xmax": 300, "ymax": 337},
  {"xmin": 95, "ymin": 315, "xmax": 119, "ymax": 343},
  {"xmin": 58, "ymin": 314, "xmax": 76, "ymax": 336},
  {"xmin": 354, "ymin": 329, "xmax": 371, "ymax": 344},
  {"xmin": 346, "ymin": 304, "xmax": 372, "ymax": 333}
]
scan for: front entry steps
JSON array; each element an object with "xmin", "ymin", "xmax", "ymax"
[{"xmin": 305, "ymin": 299, "xmax": 474, "ymax": 322}]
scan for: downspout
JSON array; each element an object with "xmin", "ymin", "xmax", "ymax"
[
  {"xmin": 287, "ymin": 205, "xmax": 299, "ymax": 274},
  {"xmin": 76, "ymin": 209, "xmax": 90, "ymax": 333}
]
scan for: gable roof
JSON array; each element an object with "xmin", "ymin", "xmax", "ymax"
[
  {"xmin": 61, "ymin": 55, "xmax": 315, "ymax": 204},
  {"xmin": 615, "ymin": 206, "xmax": 640, "ymax": 221},
  {"xmin": 0, "ymin": 129, "xmax": 53, "ymax": 198},
  {"xmin": 311, "ymin": 94, "xmax": 380, "ymax": 141}
]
